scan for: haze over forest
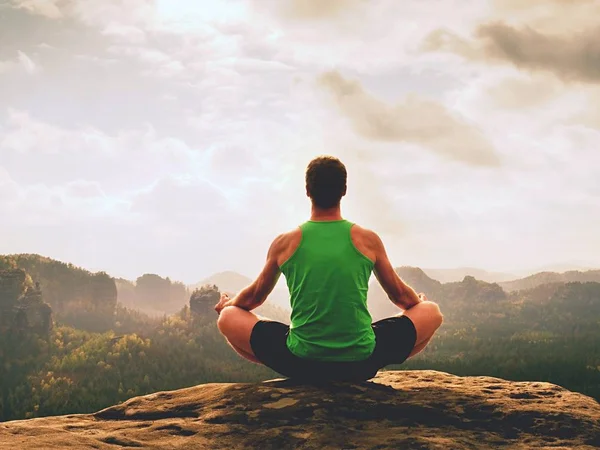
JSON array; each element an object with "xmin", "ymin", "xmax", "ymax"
[
  {"xmin": 2, "ymin": 252, "xmax": 600, "ymax": 423},
  {"xmin": 1, "ymin": 0, "xmax": 599, "ymax": 284}
]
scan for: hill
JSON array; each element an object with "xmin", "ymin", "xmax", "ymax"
[
  {"xmin": 422, "ymin": 267, "xmax": 517, "ymax": 283},
  {"xmin": 368, "ymin": 267, "xmax": 506, "ymax": 321},
  {"xmin": 368, "ymin": 267, "xmax": 600, "ymax": 401},
  {"xmin": 115, "ymin": 274, "xmax": 189, "ymax": 317},
  {"xmin": 191, "ymin": 270, "xmax": 254, "ymax": 293},
  {"xmin": 500, "ymin": 270, "xmax": 600, "ymax": 292},
  {"xmin": 1, "ymin": 370, "xmax": 598, "ymax": 449},
  {"xmin": 0, "ymin": 254, "xmax": 117, "ymax": 331}
]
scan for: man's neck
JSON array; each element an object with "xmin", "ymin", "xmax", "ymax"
[{"xmin": 310, "ymin": 205, "xmax": 343, "ymax": 222}]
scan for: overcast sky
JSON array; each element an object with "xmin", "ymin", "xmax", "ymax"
[{"xmin": 1, "ymin": 0, "xmax": 599, "ymax": 284}]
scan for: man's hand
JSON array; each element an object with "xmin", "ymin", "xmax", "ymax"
[{"xmin": 214, "ymin": 293, "xmax": 233, "ymax": 315}]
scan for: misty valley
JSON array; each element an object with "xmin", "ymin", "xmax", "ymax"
[{"xmin": 1, "ymin": 254, "xmax": 599, "ymax": 422}]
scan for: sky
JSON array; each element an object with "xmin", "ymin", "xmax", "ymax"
[{"xmin": 1, "ymin": 0, "xmax": 599, "ymax": 284}]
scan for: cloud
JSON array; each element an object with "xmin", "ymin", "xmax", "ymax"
[
  {"xmin": 0, "ymin": 51, "xmax": 38, "ymax": 75},
  {"xmin": 0, "ymin": 110, "xmax": 201, "ymax": 189},
  {"xmin": 107, "ymin": 46, "xmax": 171, "ymax": 64},
  {"xmin": 10, "ymin": 0, "xmax": 156, "ymax": 28},
  {"xmin": 130, "ymin": 176, "xmax": 229, "ymax": 219},
  {"xmin": 318, "ymin": 70, "xmax": 499, "ymax": 166},
  {"xmin": 486, "ymin": 75, "xmax": 563, "ymax": 110},
  {"xmin": 479, "ymin": 23, "xmax": 600, "ymax": 83},
  {"xmin": 65, "ymin": 180, "xmax": 106, "ymax": 199},
  {"xmin": 493, "ymin": 0, "xmax": 597, "ymax": 12},
  {"xmin": 10, "ymin": 0, "xmax": 64, "ymax": 18},
  {"xmin": 491, "ymin": 0, "xmax": 600, "ymax": 33},
  {"xmin": 572, "ymin": 89, "xmax": 600, "ymax": 129},
  {"xmin": 0, "ymin": 166, "xmax": 20, "ymax": 207},
  {"xmin": 0, "ymin": 172, "xmax": 116, "ymax": 228},
  {"xmin": 0, "ymin": 60, "xmax": 16, "ymax": 74},
  {"xmin": 275, "ymin": 0, "xmax": 365, "ymax": 20},
  {"xmin": 17, "ymin": 51, "xmax": 37, "ymax": 74},
  {"xmin": 4, "ymin": 0, "xmax": 600, "ymax": 278},
  {"xmin": 424, "ymin": 22, "xmax": 600, "ymax": 84},
  {"xmin": 105, "ymin": 45, "xmax": 186, "ymax": 77},
  {"xmin": 102, "ymin": 22, "xmax": 147, "ymax": 44}
]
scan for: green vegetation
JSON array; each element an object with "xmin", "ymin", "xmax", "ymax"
[
  {"xmin": 1, "ymin": 257, "xmax": 599, "ymax": 423},
  {"xmin": 0, "ymin": 308, "xmax": 274, "ymax": 421},
  {"xmin": 372, "ymin": 271, "xmax": 600, "ymax": 402},
  {"xmin": 0, "ymin": 254, "xmax": 117, "ymax": 332}
]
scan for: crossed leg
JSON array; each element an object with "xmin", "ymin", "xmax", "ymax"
[
  {"xmin": 217, "ymin": 301, "xmax": 444, "ymax": 365},
  {"xmin": 397, "ymin": 301, "xmax": 443, "ymax": 358},
  {"xmin": 217, "ymin": 306, "xmax": 264, "ymax": 364}
]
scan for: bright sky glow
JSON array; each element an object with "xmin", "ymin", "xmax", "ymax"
[{"xmin": 1, "ymin": 0, "xmax": 599, "ymax": 283}]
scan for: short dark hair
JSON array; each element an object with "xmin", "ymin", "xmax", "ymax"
[{"xmin": 305, "ymin": 156, "xmax": 347, "ymax": 209}]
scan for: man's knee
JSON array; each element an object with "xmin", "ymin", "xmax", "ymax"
[
  {"xmin": 217, "ymin": 306, "xmax": 239, "ymax": 334},
  {"xmin": 404, "ymin": 300, "xmax": 443, "ymax": 336},
  {"xmin": 422, "ymin": 301, "xmax": 443, "ymax": 329}
]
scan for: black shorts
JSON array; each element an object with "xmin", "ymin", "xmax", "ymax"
[{"xmin": 249, "ymin": 315, "xmax": 417, "ymax": 382}]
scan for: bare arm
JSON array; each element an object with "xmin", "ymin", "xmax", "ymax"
[
  {"xmin": 224, "ymin": 236, "xmax": 283, "ymax": 311},
  {"xmin": 370, "ymin": 231, "xmax": 423, "ymax": 310}
]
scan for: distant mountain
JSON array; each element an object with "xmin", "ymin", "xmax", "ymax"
[
  {"xmin": 514, "ymin": 263, "xmax": 597, "ymax": 277},
  {"xmin": 500, "ymin": 270, "xmax": 600, "ymax": 292},
  {"xmin": 191, "ymin": 271, "xmax": 253, "ymax": 294},
  {"xmin": 115, "ymin": 275, "xmax": 189, "ymax": 317},
  {"xmin": 368, "ymin": 267, "xmax": 442, "ymax": 320},
  {"xmin": 0, "ymin": 254, "xmax": 117, "ymax": 322},
  {"xmin": 422, "ymin": 267, "xmax": 517, "ymax": 283},
  {"xmin": 367, "ymin": 266, "xmax": 506, "ymax": 321}
]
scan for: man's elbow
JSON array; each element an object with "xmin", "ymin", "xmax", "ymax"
[
  {"xmin": 387, "ymin": 291, "xmax": 409, "ymax": 310},
  {"xmin": 389, "ymin": 291, "xmax": 419, "ymax": 310},
  {"xmin": 242, "ymin": 287, "xmax": 268, "ymax": 311},
  {"xmin": 391, "ymin": 298, "xmax": 413, "ymax": 311}
]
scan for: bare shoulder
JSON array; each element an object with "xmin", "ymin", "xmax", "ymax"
[
  {"xmin": 271, "ymin": 227, "xmax": 303, "ymax": 266},
  {"xmin": 350, "ymin": 224, "xmax": 382, "ymax": 262},
  {"xmin": 350, "ymin": 224, "xmax": 382, "ymax": 248},
  {"xmin": 276, "ymin": 227, "xmax": 302, "ymax": 246}
]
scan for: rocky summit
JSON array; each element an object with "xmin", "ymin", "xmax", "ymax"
[{"xmin": 0, "ymin": 370, "xmax": 598, "ymax": 449}]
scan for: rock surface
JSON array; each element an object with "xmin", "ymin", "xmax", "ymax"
[
  {"xmin": 0, "ymin": 269, "xmax": 52, "ymax": 334},
  {"xmin": 1, "ymin": 370, "xmax": 599, "ymax": 449},
  {"xmin": 14, "ymin": 286, "xmax": 53, "ymax": 333}
]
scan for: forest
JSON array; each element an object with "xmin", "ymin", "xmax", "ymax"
[{"xmin": 0, "ymin": 254, "xmax": 599, "ymax": 422}]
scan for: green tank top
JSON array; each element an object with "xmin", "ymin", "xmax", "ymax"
[{"xmin": 280, "ymin": 219, "xmax": 375, "ymax": 361}]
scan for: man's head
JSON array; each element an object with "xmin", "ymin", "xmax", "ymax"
[{"xmin": 305, "ymin": 156, "xmax": 347, "ymax": 209}]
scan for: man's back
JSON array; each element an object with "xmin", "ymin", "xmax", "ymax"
[
  {"xmin": 215, "ymin": 155, "xmax": 442, "ymax": 382},
  {"xmin": 278, "ymin": 220, "xmax": 376, "ymax": 362}
]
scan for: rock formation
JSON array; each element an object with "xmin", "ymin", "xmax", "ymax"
[
  {"xmin": 2, "ymin": 255, "xmax": 118, "ymax": 316},
  {"xmin": 190, "ymin": 284, "xmax": 220, "ymax": 316},
  {"xmin": 0, "ymin": 269, "xmax": 52, "ymax": 335},
  {"xmin": 1, "ymin": 370, "xmax": 598, "ymax": 449},
  {"xmin": 0, "ymin": 269, "xmax": 26, "ymax": 312},
  {"xmin": 14, "ymin": 284, "xmax": 53, "ymax": 334}
]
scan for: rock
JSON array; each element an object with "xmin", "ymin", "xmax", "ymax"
[
  {"xmin": 0, "ymin": 270, "xmax": 52, "ymax": 335},
  {"xmin": 190, "ymin": 284, "xmax": 220, "ymax": 316},
  {"xmin": 14, "ymin": 286, "xmax": 53, "ymax": 334},
  {"xmin": 0, "ymin": 269, "xmax": 26, "ymax": 311},
  {"xmin": 1, "ymin": 370, "xmax": 598, "ymax": 449}
]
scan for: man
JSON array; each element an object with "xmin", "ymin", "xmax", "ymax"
[{"xmin": 215, "ymin": 156, "xmax": 443, "ymax": 382}]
